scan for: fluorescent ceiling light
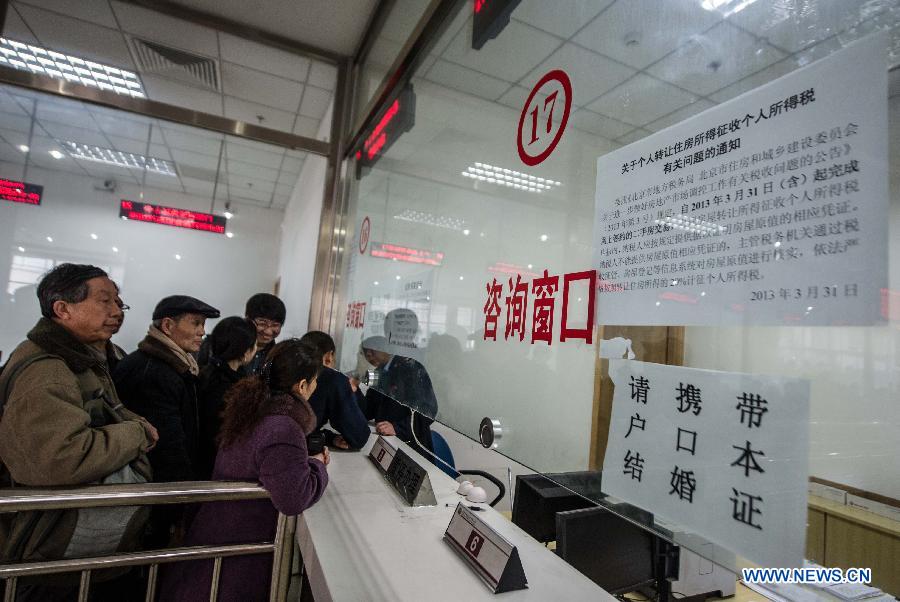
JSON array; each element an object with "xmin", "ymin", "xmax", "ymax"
[
  {"xmin": 462, "ymin": 163, "xmax": 563, "ymax": 194},
  {"xmin": 62, "ymin": 141, "xmax": 177, "ymax": 177},
  {"xmin": 17, "ymin": 144, "xmax": 29, "ymax": 153},
  {"xmin": 48, "ymin": 150, "xmax": 64, "ymax": 159},
  {"xmin": 700, "ymin": 0, "xmax": 758, "ymax": 16},
  {"xmin": 394, "ymin": 209, "xmax": 467, "ymax": 232},
  {"xmin": 0, "ymin": 38, "xmax": 145, "ymax": 98}
]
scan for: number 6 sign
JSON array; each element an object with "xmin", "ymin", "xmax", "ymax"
[{"xmin": 517, "ymin": 69, "xmax": 572, "ymax": 166}]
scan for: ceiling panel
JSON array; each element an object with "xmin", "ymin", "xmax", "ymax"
[
  {"xmin": 225, "ymin": 139, "xmax": 284, "ymax": 168},
  {"xmin": 0, "ymin": 149, "xmax": 27, "ymax": 165},
  {"xmin": 15, "ymin": 4, "xmax": 136, "ymax": 70},
  {"xmin": 276, "ymin": 171, "xmax": 298, "ymax": 187},
  {"xmin": 568, "ymin": 108, "xmax": 634, "ymax": 140},
  {"xmin": 513, "ymin": 0, "xmax": 614, "ymax": 39},
  {"xmin": 292, "ymin": 115, "xmax": 320, "ymax": 137},
  {"xmin": 442, "ymin": 19, "xmax": 562, "ymax": 83},
  {"xmin": 644, "ymin": 98, "xmax": 716, "ymax": 132},
  {"xmin": 573, "ymin": 0, "xmax": 722, "ymax": 70},
  {"xmin": 523, "ymin": 43, "xmax": 636, "ymax": 107},
  {"xmin": 227, "ymin": 158, "xmax": 279, "ymax": 182},
  {"xmin": 0, "ymin": 113, "xmax": 33, "ymax": 134},
  {"xmin": 0, "ymin": 128, "xmax": 32, "ymax": 149},
  {"xmin": 79, "ymin": 162, "xmax": 142, "ymax": 183},
  {"xmin": 307, "ymin": 61, "xmax": 338, "ymax": 91},
  {"xmin": 426, "ymin": 60, "xmax": 512, "ymax": 101},
  {"xmin": 617, "ymin": 128, "xmax": 652, "ymax": 146},
  {"xmin": 280, "ymin": 156, "xmax": 304, "ymax": 174},
  {"xmin": 588, "ymin": 74, "xmax": 698, "ymax": 126},
  {"xmin": 3, "ymin": 6, "xmax": 41, "ymax": 44},
  {"xmin": 709, "ymin": 56, "xmax": 797, "ymax": 104},
  {"xmin": 495, "ymin": 85, "xmax": 531, "ymax": 110},
  {"xmin": 91, "ymin": 113, "xmax": 152, "ymax": 142},
  {"xmin": 170, "ymin": 148, "xmax": 220, "ymax": 171},
  {"xmin": 110, "ymin": 1, "xmax": 219, "ymax": 57},
  {"xmin": 16, "ymin": 0, "xmax": 119, "ymax": 29},
  {"xmin": 221, "ymin": 62, "xmax": 305, "ymax": 112},
  {"xmin": 299, "ymin": 86, "xmax": 333, "ymax": 120},
  {"xmin": 140, "ymin": 75, "xmax": 224, "ymax": 116},
  {"xmin": 223, "ymin": 96, "xmax": 294, "ymax": 132},
  {"xmin": 168, "ymin": 0, "xmax": 377, "ymax": 55},
  {"xmin": 727, "ymin": 0, "xmax": 877, "ymax": 53},
  {"xmin": 648, "ymin": 21, "xmax": 785, "ymax": 96},
  {"xmin": 0, "ymin": 82, "xmax": 301, "ymax": 210},
  {"xmin": 40, "ymin": 122, "xmax": 109, "ymax": 147},
  {"xmin": 218, "ymin": 32, "xmax": 310, "ymax": 82},
  {"xmin": 181, "ymin": 176, "xmax": 215, "ymax": 195}
]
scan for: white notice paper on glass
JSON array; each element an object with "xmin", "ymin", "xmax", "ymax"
[
  {"xmin": 602, "ymin": 360, "xmax": 810, "ymax": 568},
  {"xmin": 593, "ymin": 34, "xmax": 888, "ymax": 325}
]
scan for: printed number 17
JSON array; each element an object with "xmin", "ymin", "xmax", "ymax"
[{"xmin": 529, "ymin": 91, "xmax": 558, "ymax": 145}]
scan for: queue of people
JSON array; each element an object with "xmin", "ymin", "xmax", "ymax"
[{"xmin": 0, "ymin": 262, "xmax": 438, "ymax": 602}]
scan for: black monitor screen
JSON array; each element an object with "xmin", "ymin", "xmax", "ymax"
[
  {"xmin": 511, "ymin": 474, "xmax": 596, "ymax": 543},
  {"xmin": 555, "ymin": 506, "xmax": 656, "ymax": 594}
]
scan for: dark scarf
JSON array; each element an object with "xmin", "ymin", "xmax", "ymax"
[
  {"xmin": 269, "ymin": 392, "xmax": 317, "ymax": 435},
  {"xmin": 27, "ymin": 318, "xmax": 110, "ymax": 373}
]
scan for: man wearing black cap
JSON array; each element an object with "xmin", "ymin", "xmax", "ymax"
[{"xmin": 113, "ymin": 294, "xmax": 219, "ymax": 547}]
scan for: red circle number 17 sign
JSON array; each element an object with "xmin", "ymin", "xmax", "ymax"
[{"xmin": 517, "ymin": 69, "xmax": 572, "ymax": 166}]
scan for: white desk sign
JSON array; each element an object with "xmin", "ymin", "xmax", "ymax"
[
  {"xmin": 444, "ymin": 503, "xmax": 528, "ymax": 593},
  {"xmin": 593, "ymin": 34, "xmax": 889, "ymax": 326},
  {"xmin": 602, "ymin": 360, "xmax": 810, "ymax": 568},
  {"xmin": 368, "ymin": 435, "xmax": 397, "ymax": 473}
]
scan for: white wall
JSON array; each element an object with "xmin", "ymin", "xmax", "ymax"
[
  {"xmin": 275, "ymin": 105, "xmax": 332, "ymax": 338},
  {"xmin": 0, "ymin": 162, "xmax": 283, "ymax": 358}
]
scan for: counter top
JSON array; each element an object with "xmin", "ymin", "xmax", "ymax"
[{"xmin": 296, "ymin": 435, "xmax": 614, "ymax": 602}]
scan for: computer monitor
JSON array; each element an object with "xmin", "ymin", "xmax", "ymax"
[
  {"xmin": 511, "ymin": 473, "xmax": 598, "ymax": 543},
  {"xmin": 555, "ymin": 506, "xmax": 657, "ymax": 595}
]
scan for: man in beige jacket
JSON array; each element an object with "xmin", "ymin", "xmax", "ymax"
[{"xmin": 0, "ymin": 263, "xmax": 158, "ymax": 601}]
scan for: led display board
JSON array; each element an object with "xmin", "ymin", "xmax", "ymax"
[
  {"xmin": 370, "ymin": 242, "xmax": 444, "ymax": 266},
  {"xmin": 355, "ymin": 85, "xmax": 415, "ymax": 177},
  {"xmin": 472, "ymin": 0, "xmax": 522, "ymax": 50},
  {"xmin": 0, "ymin": 178, "xmax": 43, "ymax": 205},
  {"xmin": 119, "ymin": 200, "xmax": 226, "ymax": 234}
]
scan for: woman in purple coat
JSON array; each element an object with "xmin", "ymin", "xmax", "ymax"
[{"xmin": 160, "ymin": 339, "xmax": 330, "ymax": 601}]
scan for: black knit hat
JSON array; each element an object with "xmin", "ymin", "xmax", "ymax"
[{"xmin": 153, "ymin": 295, "xmax": 220, "ymax": 320}]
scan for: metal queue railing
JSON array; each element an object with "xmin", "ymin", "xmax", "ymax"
[{"xmin": 0, "ymin": 481, "xmax": 297, "ymax": 602}]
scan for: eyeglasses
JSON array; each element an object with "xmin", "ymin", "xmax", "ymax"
[
  {"xmin": 252, "ymin": 318, "xmax": 282, "ymax": 331},
  {"xmin": 91, "ymin": 296, "xmax": 129, "ymax": 312}
]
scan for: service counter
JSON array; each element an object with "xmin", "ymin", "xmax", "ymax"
[{"xmin": 296, "ymin": 435, "xmax": 615, "ymax": 602}]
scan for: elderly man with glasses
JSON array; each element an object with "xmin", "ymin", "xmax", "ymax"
[{"xmin": 0, "ymin": 263, "xmax": 157, "ymax": 600}]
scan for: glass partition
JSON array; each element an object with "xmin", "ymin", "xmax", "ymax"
[{"xmin": 337, "ymin": 0, "xmax": 900, "ymax": 585}]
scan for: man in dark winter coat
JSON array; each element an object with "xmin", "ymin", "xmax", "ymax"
[{"xmin": 114, "ymin": 294, "xmax": 219, "ymax": 545}]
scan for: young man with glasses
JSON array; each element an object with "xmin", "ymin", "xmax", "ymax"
[{"xmin": 244, "ymin": 293, "xmax": 286, "ymax": 375}]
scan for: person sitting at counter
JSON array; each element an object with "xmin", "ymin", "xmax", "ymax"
[
  {"xmin": 299, "ymin": 330, "xmax": 370, "ymax": 450},
  {"xmin": 360, "ymin": 335, "xmax": 436, "ymax": 456},
  {"xmin": 160, "ymin": 338, "xmax": 329, "ymax": 602}
]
